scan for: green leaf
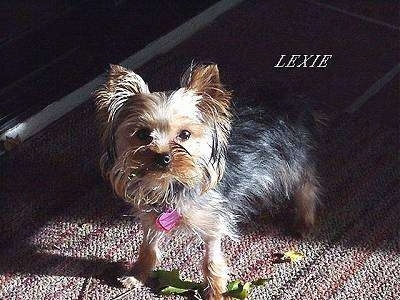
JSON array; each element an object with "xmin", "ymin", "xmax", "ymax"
[
  {"xmin": 160, "ymin": 286, "xmax": 192, "ymax": 295},
  {"xmin": 224, "ymin": 281, "xmax": 249, "ymax": 299},
  {"xmin": 272, "ymin": 250, "xmax": 305, "ymax": 264},
  {"xmin": 252, "ymin": 278, "xmax": 270, "ymax": 286},
  {"xmin": 282, "ymin": 250, "xmax": 304, "ymax": 263},
  {"xmin": 152, "ymin": 269, "xmax": 269, "ymax": 299},
  {"xmin": 240, "ymin": 282, "xmax": 252, "ymax": 298},
  {"xmin": 225, "ymin": 278, "xmax": 269, "ymax": 299},
  {"xmin": 152, "ymin": 269, "xmax": 202, "ymax": 295},
  {"xmin": 227, "ymin": 280, "xmax": 241, "ymax": 291}
]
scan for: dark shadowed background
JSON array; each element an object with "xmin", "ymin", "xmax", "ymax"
[{"xmin": 0, "ymin": 1, "xmax": 399, "ymax": 299}]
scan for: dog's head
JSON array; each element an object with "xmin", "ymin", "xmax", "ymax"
[{"xmin": 94, "ymin": 63, "xmax": 232, "ymax": 207}]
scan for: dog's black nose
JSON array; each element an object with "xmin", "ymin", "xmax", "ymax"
[{"xmin": 155, "ymin": 153, "xmax": 171, "ymax": 167}]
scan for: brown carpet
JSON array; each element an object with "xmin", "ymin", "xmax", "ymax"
[{"xmin": 1, "ymin": 1, "xmax": 399, "ymax": 299}]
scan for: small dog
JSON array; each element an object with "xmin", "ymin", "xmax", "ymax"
[{"xmin": 94, "ymin": 62, "xmax": 319, "ymax": 299}]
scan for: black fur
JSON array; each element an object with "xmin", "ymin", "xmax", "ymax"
[{"xmin": 218, "ymin": 99, "xmax": 318, "ymax": 223}]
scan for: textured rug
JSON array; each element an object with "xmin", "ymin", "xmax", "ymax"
[{"xmin": 1, "ymin": 1, "xmax": 399, "ymax": 299}]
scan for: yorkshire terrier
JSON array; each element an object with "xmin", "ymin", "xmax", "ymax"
[{"xmin": 94, "ymin": 62, "xmax": 319, "ymax": 299}]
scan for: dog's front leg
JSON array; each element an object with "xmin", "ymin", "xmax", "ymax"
[
  {"xmin": 119, "ymin": 225, "xmax": 162, "ymax": 288},
  {"xmin": 203, "ymin": 236, "xmax": 230, "ymax": 300}
]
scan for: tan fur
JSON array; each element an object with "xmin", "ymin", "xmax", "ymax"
[
  {"xmin": 181, "ymin": 63, "xmax": 233, "ymax": 191},
  {"xmin": 203, "ymin": 238, "xmax": 230, "ymax": 300},
  {"xmin": 180, "ymin": 191, "xmax": 237, "ymax": 238},
  {"xmin": 132, "ymin": 232, "xmax": 161, "ymax": 281},
  {"xmin": 93, "ymin": 63, "xmax": 320, "ymax": 300},
  {"xmin": 94, "ymin": 63, "xmax": 232, "ymax": 209},
  {"xmin": 94, "ymin": 63, "xmax": 236, "ymax": 299},
  {"xmin": 119, "ymin": 212, "xmax": 163, "ymax": 287},
  {"xmin": 294, "ymin": 181, "xmax": 318, "ymax": 236}
]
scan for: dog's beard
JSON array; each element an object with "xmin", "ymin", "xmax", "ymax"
[
  {"xmin": 108, "ymin": 145, "xmax": 205, "ymax": 207},
  {"xmin": 125, "ymin": 175, "xmax": 184, "ymax": 207}
]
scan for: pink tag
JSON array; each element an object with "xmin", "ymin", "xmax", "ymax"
[{"xmin": 156, "ymin": 209, "xmax": 181, "ymax": 232}]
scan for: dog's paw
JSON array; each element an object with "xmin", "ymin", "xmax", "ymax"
[
  {"xmin": 117, "ymin": 276, "xmax": 143, "ymax": 289},
  {"xmin": 205, "ymin": 293, "xmax": 233, "ymax": 300},
  {"xmin": 204, "ymin": 287, "xmax": 233, "ymax": 300}
]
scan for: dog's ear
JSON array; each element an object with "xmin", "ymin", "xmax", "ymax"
[
  {"xmin": 94, "ymin": 64, "xmax": 149, "ymax": 123},
  {"xmin": 94, "ymin": 65, "xmax": 149, "ymax": 173},
  {"xmin": 181, "ymin": 62, "xmax": 233, "ymax": 189},
  {"xmin": 181, "ymin": 62, "xmax": 231, "ymax": 110}
]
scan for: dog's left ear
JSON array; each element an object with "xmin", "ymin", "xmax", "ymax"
[{"xmin": 181, "ymin": 62, "xmax": 232, "ymax": 111}]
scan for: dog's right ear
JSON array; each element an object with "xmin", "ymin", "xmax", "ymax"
[
  {"xmin": 94, "ymin": 64, "xmax": 149, "ymax": 123},
  {"xmin": 93, "ymin": 65, "xmax": 149, "ymax": 173}
]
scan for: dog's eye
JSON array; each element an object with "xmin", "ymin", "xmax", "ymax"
[
  {"xmin": 178, "ymin": 130, "xmax": 191, "ymax": 141},
  {"xmin": 136, "ymin": 128, "xmax": 152, "ymax": 143}
]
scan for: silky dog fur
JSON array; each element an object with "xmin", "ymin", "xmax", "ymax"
[{"xmin": 94, "ymin": 62, "xmax": 319, "ymax": 299}]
